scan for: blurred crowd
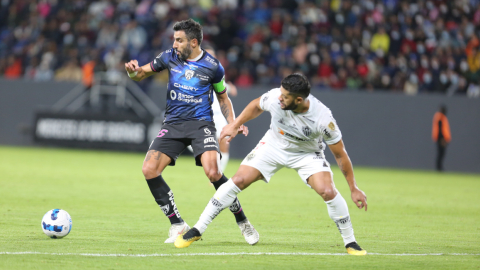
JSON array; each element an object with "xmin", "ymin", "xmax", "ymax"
[{"xmin": 1, "ymin": 0, "xmax": 480, "ymax": 96}]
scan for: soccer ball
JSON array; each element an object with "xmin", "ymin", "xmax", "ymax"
[{"xmin": 41, "ymin": 209, "xmax": 72, "ymax": 238}]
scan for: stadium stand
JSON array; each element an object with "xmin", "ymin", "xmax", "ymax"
[{"xmin": 0, "ymin": 0, "xmax": 479, "ymax": 96}]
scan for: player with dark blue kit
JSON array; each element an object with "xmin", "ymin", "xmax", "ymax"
[{"xmin": 124, "ymin": 19, "xmax": 259, "ymax": 245}]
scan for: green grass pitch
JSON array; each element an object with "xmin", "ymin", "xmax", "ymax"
[{"xmin": 0, "ymin": 145, "xmax": 479, "ymax": 269}]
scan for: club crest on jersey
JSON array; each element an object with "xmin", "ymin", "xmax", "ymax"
[
  {"xmin": 302, "ymin": 126, "xmax": 312, "ymax": 137},
  {"xmin": 185, "ymin": 69, "xmax": 195, "ymax": 80},
  {"xmin": 204, "ymin": 128, "xmax": 211, "ymax": 135}
]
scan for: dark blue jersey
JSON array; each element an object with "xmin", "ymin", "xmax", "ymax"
[{"xmin": 150, "ymin": 48, "xmax": 226, "ymax": 124}]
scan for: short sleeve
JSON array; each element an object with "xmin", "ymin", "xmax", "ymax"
[
  {"xmin": 321, "ymin": 112, "xmax": 342, "ymax": 145},
  {"xmin": 212, "ymin": 63, "xmax": 226, "ymax": 94},
  {"xmin": 259, "ymin": 88, "xmax": 279, "ymax": 112},
  {"xmin": 150, "ymin": 49, "xmax": 172, "ymax": 72}
]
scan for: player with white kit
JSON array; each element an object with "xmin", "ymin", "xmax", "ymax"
[{"xmin": 175, "ymin": 73, "xmax": 368, "ymax": 255}]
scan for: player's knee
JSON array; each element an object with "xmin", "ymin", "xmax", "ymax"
[
  {"xmin": 319, "ymin": 188, "xmax": 337, "ymax": 201},
  {"xmin": 205, "ymin": 168, "xmax": 221, "ymax": 182},
  {"xmin": 232, "ymin": 176, "xmax": 248, "ymax": 190},
  {"xmin": 142, "ymin": 163, "xmax": 158, "ymax": 179}
]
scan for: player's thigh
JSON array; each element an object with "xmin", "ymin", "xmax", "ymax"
[
  {"xmin": 190, "ymin": 121, "xmax": 220, "ymax": 166},
  {"xmin": 148, "ymin": 134, "xmax": 188, "ymax": 167},
  {"xmin": 289, "ymin": 152, "xmax": 334, "ymax": 189},
  {"xmin": 306, "ymin": 171, "xmax": 337, "ymax": 200},
  {"xmin": 232, "ymin": 165, "xmax": 264, "ymax": 190},
  {"xmin": 241, "ymin": 141, "xmax": 285, "ymax": 183},
  {"xmin": 200, "ymin": 150, "xmax": 222, "ymax": 180}
]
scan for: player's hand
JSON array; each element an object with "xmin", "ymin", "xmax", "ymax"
[
  {"xmin": 220, "ymin": 123, "xmax": 240, "ymax": 144},
  {"xmin": 125, "ymin": 60, "xmax": 141, "ymax": 74},
  {"xmin": 351, "ymin": 187, "xmax": 367, "ymax": 211},
  {"xmin": 238, "ymin": 125, "xmax": 248, "ymax": 136}
]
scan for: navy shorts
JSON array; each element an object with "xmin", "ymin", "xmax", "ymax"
[{"xmin": 148, "ymin": 121, "xmax": 220, "ymax": 166}]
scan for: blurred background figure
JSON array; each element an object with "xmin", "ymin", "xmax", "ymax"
[{"xmin": 432, "ymin": 105, "xmax": 451, "ymax": 171}]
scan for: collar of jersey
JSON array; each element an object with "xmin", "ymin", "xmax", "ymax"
[{"xmin": 186, "ymin": 49, "xmax": 204, "ymax": 62}]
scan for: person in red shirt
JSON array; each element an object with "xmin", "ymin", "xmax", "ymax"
[{"xmin": 432, "ymin": 105, "xmax": 451, "ymax": 171}]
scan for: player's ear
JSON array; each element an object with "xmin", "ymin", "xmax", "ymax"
[
  {"xmin": 295, "ymin": 96, "xmax": 303, "ymax": 104},
  {"xmin": 191, "ymin": 38, "xmax": 198, "ymax": 48}
]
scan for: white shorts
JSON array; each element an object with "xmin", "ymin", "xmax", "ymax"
[{"xmin": 241, "ymin": 140, "xmax": 333, "ymax": 188}]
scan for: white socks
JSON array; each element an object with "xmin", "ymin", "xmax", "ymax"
[
  {"xmin": 220, "ymin": 152, "xmax": 229, "ymax": 172},
  {"xmin": 325, "ymin": 192, "xmax": 356, "ymax": 246},
  {"xmin": 194, "ymin": 179, "xmax": 241, "ymax": 234}
]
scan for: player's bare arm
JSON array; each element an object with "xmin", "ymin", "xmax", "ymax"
[
  {"xmin": 125, "ymin": 60, "xmax": 156, "ymax": 81},
  {"xmin": 328, "ymin": 139, "xmax": 368, "ymax": 211},
  {"xmin": 216, "ymin": 92, "xmax": 250, "ymax": 139},
  {"xmin": 220, "ymin": 97, "xmax": 264, "ymax": 144}
]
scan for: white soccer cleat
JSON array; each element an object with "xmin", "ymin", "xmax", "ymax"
[
  {"xmin": 164, "ymin": 222, "xmax": 190, "ymax": 243},
  {"xmin": 238, "ymin": 219, "xmax": 259, "ymax": 245}
]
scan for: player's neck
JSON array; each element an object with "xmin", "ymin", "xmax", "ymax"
[
  {"xmin": 187, "ymin": 47, "xmax": 203, "ymax": 61},
  {"xmin": 292, "ymin": 100, "xmax": 310, "ymax": 114}
]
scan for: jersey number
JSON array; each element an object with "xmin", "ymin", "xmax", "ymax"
[{"xmin": 157, "ymin": 129, "xmax": 168, "ymax": 137}]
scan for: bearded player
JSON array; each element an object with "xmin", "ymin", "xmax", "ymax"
[
  {"xmin": 175, "ymin": 73, "xmax": 367, "ymax": 255},
  {"xmin": 125, "ymin": 19, "xmax": 259, "ymax": 245}
]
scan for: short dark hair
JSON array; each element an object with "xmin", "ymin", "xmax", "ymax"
[
  {"xmin": 173, "ymin": 19, "xmax": 203, "ymax": 45},
  {"xmin": 281, "ymin": 73, "xmax": 311, "ymax": 98}
]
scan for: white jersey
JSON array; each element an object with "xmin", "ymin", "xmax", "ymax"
[{"xmin": 259, "ymin": 88, "xmax": 342, "ymax": 154}]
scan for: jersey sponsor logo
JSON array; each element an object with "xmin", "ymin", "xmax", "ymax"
[
  {"xmin": 170, "ymin": 90, "xmax": 202, "ymax": 103},
  {"xmin": 196, "ymin": 74, "xmax": 209, "ymax": 81},
  {"xmin": 170, "ymin": 90, "xmax": 177, "ymax": 100},
  {"xmin": 302, "ymin": 116, "xmax": 315, "ymax": 123},
  {"xmin": 156, "ymin": 52, "xmax": 164, "ymax": 58},
  {"xmin": 205, "ymin": 56, "xmax": 218, "ymax": 66},
  {"xmin": 160, "ymin": 204, "xmax": 170, "ymax": 215},
  {"xmin": 171, "ymin": 68, "xmax": 182, "ymax": 73},
  {"xmin": 173, "ymin": 82, "xmax": 198, "ymax": 91},
  {"xmin": 329, "ymin": 122, "xmax": 336, "ymax": 130},
  {"xmin": 302, "ymin": 126, "xmax": 312, "ymax": 137},
  {"xmin": 204, "ymin": 137, "xmax": 216, "ymax": 144},
  {"xmin": 185, "ymin": 69, "xmax": 195, "ymax": 80},
  {"xmin": 165, "ymin": 49, "xmax": 172, "ymax": 53},
  {"xmin": 278, "ymin": 128, "xmax": 311, "ymax": 141},
  {"xmin": 313, "ymin": 152, "xmax": 323, "ymax": 160},
  {"xmin": 204, "ymin": 128, "xmax": 211, "ymax": 135},
  {"xmin": 178, "ymin": 93, "xmax": 202, "ymax": 103}
]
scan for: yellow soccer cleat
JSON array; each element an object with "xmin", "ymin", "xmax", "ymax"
[
  {"xmin": 345, "ymin": 242, "xmax": 367, "ymax": 256},
  {"xmin": 174, "ymin": 228, "xmax": 202, "ymax": 248}
]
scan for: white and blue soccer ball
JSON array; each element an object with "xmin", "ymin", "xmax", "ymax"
[{"xmin": 41, "ymin": 209, "xmax": 72, "ymax": 239}]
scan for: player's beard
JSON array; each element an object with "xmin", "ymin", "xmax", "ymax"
[
  {"xmin": 178, "ymin": 44, "xmax": 192, "ymax": 61},
  {"xmin": 281, "ymin": 101, "xmax": 298, "ymax": 111}
]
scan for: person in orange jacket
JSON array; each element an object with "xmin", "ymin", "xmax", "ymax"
[{"xmin": 432, "ymin": 105, "xmax": 451, "ymax": 171}]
